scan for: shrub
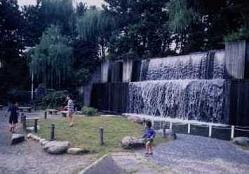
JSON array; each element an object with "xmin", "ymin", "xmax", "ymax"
[
  {"xmin": 81, "ymin": 106, "xmax": 98, "ymax": 116},
  {"xmin": 224, "ymin": 27, "xmax": 249, "ymax": 42},
  {"xmin": 41, "ymin": 90, "xmax": 69, "ymax": 109}
]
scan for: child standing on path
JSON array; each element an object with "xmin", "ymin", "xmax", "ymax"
[
  {"xmin": 7, "ymin": 102, "xmax": 19, "ymax": 133},
  {"xmin": 143, "ymin": 120, "xmax": 156, "ymax": 156}
]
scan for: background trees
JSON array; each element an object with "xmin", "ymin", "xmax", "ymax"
[{"xmin": 0, "ymin": 0, "xmax": 248, "ymax": 102}]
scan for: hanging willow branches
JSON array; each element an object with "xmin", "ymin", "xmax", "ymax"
[
  {"xmin": 29, "ymin": 25, "xmax": 73, "ymax": 88},
  {"xmin": 76, "ymin": 8, "xmax": 116, "ymax": 58}
]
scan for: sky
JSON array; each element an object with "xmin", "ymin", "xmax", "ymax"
[{"xmin": 18, "ymin": 0, "xmax": 105, "ymax": 8}]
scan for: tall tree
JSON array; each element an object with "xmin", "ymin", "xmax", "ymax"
[
  {"xmin": 76, "ymin": 8, "xmax": 116, "ymax": 59},
  {"xmin": 0, "ymin": 0, "xmax": 29, "ymax": 102},
  {"xmin": 103, "ymin": 0, "xmax": 171, "ymax": 59},
  {"xmin": 29, "ymin": 25, "xmax": 73, "ymax": 88}
]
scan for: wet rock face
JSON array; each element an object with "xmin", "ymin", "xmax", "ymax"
[
  {"xmin": 43, "ymin": 141, "xmax": 70, "ymax": 154},
  {"xmin": 121, "ymin": 136, "xmax": 145, "ymax": 149},
  {"xmin": 232, "ymin": 137, "xmax": 249, "ymax": 147},
  {"xmin": 11, "ymin": 134, "xmax": 25, "ymax": 145}
]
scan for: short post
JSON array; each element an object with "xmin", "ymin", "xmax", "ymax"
[
  {"xmin": 50, "ymin": 124, "xmax": 55, "ymax": 141},
  {"xmin": 21, "ymin": 114, "xmax": 26, "ymax": 131},
  {"xmin": 208, "ymin": 124, "xmax": 212, "ymax": 137},
  {"xmin": 231, "ymin": 125, "xmax": 235, "ymax": 140},
  {"xmin": 44, "ymin": 111, "xmax": 47, "ymax": 119},
  {"xmin": 163, "ymin": 125, "xmax": 166, "ymax": 137},
  {"xmin": 99, "ymin": 127, "xmax": 104, "ymax": 145},
  {"xmin": 34, "ymin": 119, "xmax": 38, "ymax": 133},
  {"xmin": 187, "ymin": 123, "xmax": 191, "ymax": 134},
  {"xmin": 169, "ymin": 122, "xmax": 173, "ymax": 130}
]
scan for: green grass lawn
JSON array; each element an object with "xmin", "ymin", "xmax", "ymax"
[{"xmin": 38, "ymin": 116, "xmax": 166, "ymax": 155}]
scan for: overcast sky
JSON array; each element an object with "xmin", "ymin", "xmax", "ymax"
[{"xmin": 18, "ymin": 0, "xmax": 105, "ymax": 8}]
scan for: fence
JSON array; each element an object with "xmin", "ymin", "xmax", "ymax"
[{"xmin": 123, "ymin": 114, "xmax": 249, "ymax": 140}]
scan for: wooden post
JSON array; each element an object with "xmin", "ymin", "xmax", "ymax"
[
  {"xmin": 50, "ymin": 124, "xmax": 55, "ymax": 141},
  {"xmin": 187, "ymin": 123, "xmax": 191, "ymax": 134},
  {"xmin": 99, "ymin": 127, "xmax": 104, "ymax": 145},
  {"xmin": 169, "ymin": 122, "xmax": 173, "ymax": 130},
  {"xmin": 44, "ymin": 111, "xmax": 47, "ymax": 119},
  {"xmin": 34, "ymin": 119, "xmax": 38, "ymax": 133},
  {"xmin": 208, "ymin": 124, "xmax": 212, "ymax": 137},
  {"xmin": 163, "ymin": 125, "xmax": 166, "ymax": 137},
  {"xmin": 231, "ymin": 125, "xmax": 235, "ymax": 139},
  {"xmin": 21, "ymin": 114, "xmax": 26, "ymax": 131}
]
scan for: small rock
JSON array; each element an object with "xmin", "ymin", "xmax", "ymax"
[
  {"xmin": 163, "ymin": 129, "xmax": 177, "ymax": 140},
  {"xmin": 39, "ymin": 139, "xmax": 48, "ymax": 146},
  {"xmin": 43, "ymin": 141, "xmax": 70, "ymax": 154},
  {"xmin": 67, "ymin": 148, "xmax": 89, "ymax": 155},
  {"xmin": 232, "ymin": 137, "xmax": 249, "ymax": 147},
  {"xmin": 11, "ymin": 134, "xmax": 25, "ymax": 145},
  {"xmin": 27, "ymin": 133, "xmax": 41, "ymax": 141},
  {"xmin": 127, "ymin": 116, "xmax": 143, "ymax": 124},
  {"xmin": 121, "ymin": 136, "xmax": 145, "ymax": 149}
]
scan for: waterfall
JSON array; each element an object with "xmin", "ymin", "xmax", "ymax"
[
  {"xmin": 141, "ymin": 51, "xmax": 225, "ymax": 80},
  {"xmin": 128, "ymin": 79, "xmax": 227, "ymax": 123}
]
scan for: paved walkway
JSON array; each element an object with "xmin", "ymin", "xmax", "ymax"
[
  {"xmin": 0, "ymin": 111, "xmax": 95, "ymax": 174},
  {"xmin": 146, "ymin": 134, "xmax": 249, "ymax": 174}
]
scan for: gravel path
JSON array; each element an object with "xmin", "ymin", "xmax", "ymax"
[
  {"xmin": 0, "ymin": 111, "xmax": 95, "ymax": 174},
  {"xmin": 146, "ymin": 134, "xmax": 249, "ymax": 174}
]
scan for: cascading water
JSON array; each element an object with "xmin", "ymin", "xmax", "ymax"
[
  {"xmin": 127, "ymin": 50, "xmax": 228, "ymax": 123},
  {"xmin": 128, "ymin": 79, "xmax": 227, "ymax": 123},
  {"xmin": 140, "ymin": 51, "xmax": 225, "ymax": 80}
]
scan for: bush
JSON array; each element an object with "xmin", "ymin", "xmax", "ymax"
[
  {"xmin": 224, "ymin": 27, "xmax": 249, "ymax": 42},
  {"xmin": 41, "ymin": 90, "xmax": 69, "ymax": 109},
  {"xmin": 81, "ymin": 106, "xmax": 98, "ymax": 116}
]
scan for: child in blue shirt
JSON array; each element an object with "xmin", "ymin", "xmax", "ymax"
[{"xmin": 143, "ymin": 120, "xmax": 156, "ymax": 156}]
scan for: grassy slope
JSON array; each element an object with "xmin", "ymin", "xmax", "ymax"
[{"xmin": 38, "ymin": 116, "xmax": 166, "ymax": 155}]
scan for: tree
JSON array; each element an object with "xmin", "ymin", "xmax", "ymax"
[
  {"xmin": 72, "ymin": 39, "xmax": 100, "ymax": 86},
  {"xmin": 29, "ymin": 25, "xmax": 73, "ymax": 88},
  {"xmin": 76, "ymin": 8, "xmax": 116, "ymax": 59},
  {"xmin": 0, "ymin": 0, "xmax": 29, "ymax": 102},
  {"xmin": 22, "ymin": 0, "xmax": 75, "ymax": 46},
  {"xmin": 103, "ymin": 0, "xmax": 171, "ymax": 59}
]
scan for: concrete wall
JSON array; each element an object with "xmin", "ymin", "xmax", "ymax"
[{"xmin": 225, "ymin": 41, "xmax": 249, "ymax": 79}]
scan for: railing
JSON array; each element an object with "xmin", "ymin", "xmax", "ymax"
[{"xmin": 123, "ymin": 113, "xmax": 249, "ymax": 140}]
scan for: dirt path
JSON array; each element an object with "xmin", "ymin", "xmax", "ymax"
[{"xmin": 0, "ymin": 111, "xmax": 95, "ymax": 174}]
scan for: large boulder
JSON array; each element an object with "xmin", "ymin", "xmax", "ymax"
[
  {"xmin": 43, "ymin": 141, "xmax": 70, "ymax": 154},
  {"xmin": 232, "ymin": 137, "xmax": 249, "ymax": 147},
  {"xmin": 121, "ymin": 136, "xmax": 145, "ymax": 149},
  {"xmin": 67, "ymin": 148, "xmax": 89, "ymax": 155},
  {"xmin": 11, "ymin": 134, "xmax": 25, "ymax": 145}
]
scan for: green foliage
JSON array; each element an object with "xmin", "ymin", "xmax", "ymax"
[
  {"xmin": 224, "ymin": 27, "xmax": 249, "ymax": 42},
  {"xmin": 72, "ymin": 39, "xmax": 99, "ymax": 86},
  {"xmin": 41, "ymin": 90, "xmax": 68, "ymax": 108},
  {"xmin": 29, "ymin": 25, "xmax": 73, "ymax": 88},
  {"xmin": 0, "ymin": 0, "xmax": 29, "ymax": 103},
  {"xmin": 81, "ymin": 106, "xmax": 98, "ymax": 116},
  {"xmin": 76, "ymin": 8, "xmax": 116, "ymax": 58},
  {"xmin": 168, "ymin": 0, "xmax": 196, "ymax": 33}
]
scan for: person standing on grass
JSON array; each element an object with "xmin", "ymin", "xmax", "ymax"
[
  {"xmin": 65, "ymin": 95, "xmax": 74, "ymax": 127},
  {"xmin": 7, "ymin": 102, "xmax": 19, "ymax": 133},
  {"xmin": 143, "ymin": 120, "xmax": 156, "ymax": 156}
]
